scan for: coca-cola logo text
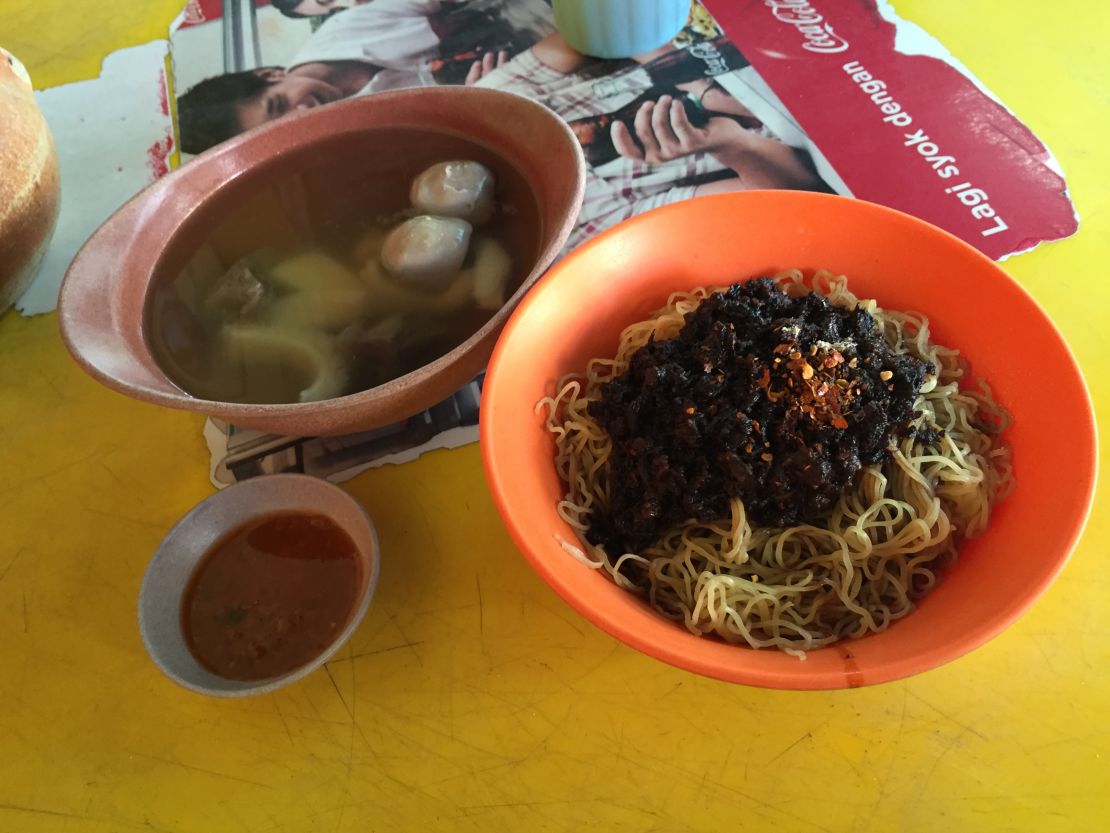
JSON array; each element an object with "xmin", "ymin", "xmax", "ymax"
[
  {"xmin": 765, "ymin": 0, "xmax": 850, "ymax": 54},
  {"xmin": 688, "ymin": 42, "xmax": 730, "ymax": 76}
]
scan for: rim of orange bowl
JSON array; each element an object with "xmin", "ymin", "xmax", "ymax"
[{"xmin": 480, "ymin": 191, "xmax": 1098, "ymax": 689}]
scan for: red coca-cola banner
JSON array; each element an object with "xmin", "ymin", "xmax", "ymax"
[{"xmin": 702, "ymin": 0, "xmax": 1077, "ymax": 259}]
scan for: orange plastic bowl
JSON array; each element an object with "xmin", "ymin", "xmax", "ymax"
[{"xmin": 480, "ymin": 191, "xmax": 1097, "ymax": 690}]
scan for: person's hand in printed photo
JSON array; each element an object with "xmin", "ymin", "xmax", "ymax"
[
  {"xmin": 464, "ymin": 49, "xmax": 510, "ymax": 85},
  {"xmin": 613, "ymin": 82, "xmax": 824, "ymax": 191},
  {"xmin": 611, "ymin": 93, "xmax": 749, "ymax": 164}
]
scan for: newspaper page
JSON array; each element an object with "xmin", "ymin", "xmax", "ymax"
[{"xmin": 164, "ymin": 0, "xmax": 1074, "ymax": 487}]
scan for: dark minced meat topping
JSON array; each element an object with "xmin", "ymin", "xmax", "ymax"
[{"xmin": 587, "ymin": 278, "xmax": 936, "ymax": 554}]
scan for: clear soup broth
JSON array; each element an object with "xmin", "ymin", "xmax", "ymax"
[{"xmin": 147, "ymin": 128, "xmax": 540, "ymax": 405}]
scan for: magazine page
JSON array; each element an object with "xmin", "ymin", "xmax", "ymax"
[
  {"xmin": 162, "ymin": 0, "xmax": 1075, "ymax": 486},
  {"xmin": 701, "ymin": 0, "xmax": 1077, "ymax": 260},
  {"xmin": 170, "ymin": 0, "xmax": 850, "ymax": 486}
]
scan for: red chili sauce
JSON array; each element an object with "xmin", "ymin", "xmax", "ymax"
[{"xmin": 182, "ymin": 511, "xmax": 362, "ymax": 681}]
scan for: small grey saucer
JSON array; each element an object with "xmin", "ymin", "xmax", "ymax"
[{"xmin": 138, "ymin": 474, "xmax": 379, "ymax": 697}]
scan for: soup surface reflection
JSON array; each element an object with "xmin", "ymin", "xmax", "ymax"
[{"xmin": 147, "ymin": 129, "xmax": 540, "ymax": 404}]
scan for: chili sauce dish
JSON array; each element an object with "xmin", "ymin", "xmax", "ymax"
[{"xmin": 138, "ymin": 474, "xmax": 379, "ymax": 697}]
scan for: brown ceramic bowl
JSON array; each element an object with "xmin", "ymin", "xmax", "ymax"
[{"xmin": 58, "ymin": 86, "xmax": 585, "ymax": 436}]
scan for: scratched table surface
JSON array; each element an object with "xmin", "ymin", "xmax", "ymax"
[{"xmin": 2, "ymin": 1, "xmax": 1107, "ymax": 831}]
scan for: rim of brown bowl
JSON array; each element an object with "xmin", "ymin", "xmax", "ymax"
[{"xmin": 58, "ymin": 86, "xmax": 585, "ymax": 436}]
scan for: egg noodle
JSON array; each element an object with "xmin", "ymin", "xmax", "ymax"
[{"xmin": 538, "ymin": 270, "xmax": 1013, "ymax": 657}]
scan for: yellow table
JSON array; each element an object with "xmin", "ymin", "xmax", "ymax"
[{"xmin": 2, "ymin": 2, "xmax": 1106, "ymax": 831}]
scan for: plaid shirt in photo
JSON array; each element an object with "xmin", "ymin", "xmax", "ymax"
[{"xmin": 475, "ymin": 50, "xmax": 729, "ymax": 250}]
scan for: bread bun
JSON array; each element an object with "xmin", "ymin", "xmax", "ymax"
[{"xmin": 0, "ymin": 48, "xmax": 60, "ymax": 314}]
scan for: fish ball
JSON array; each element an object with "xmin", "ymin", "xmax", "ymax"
[
  {"xmin": 410, "ymin": 160, "xmax": 495, "ymax": 224},
  {"xmin": 381, "ymin": 215, "xmax": 472, "ymax": 290}
]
